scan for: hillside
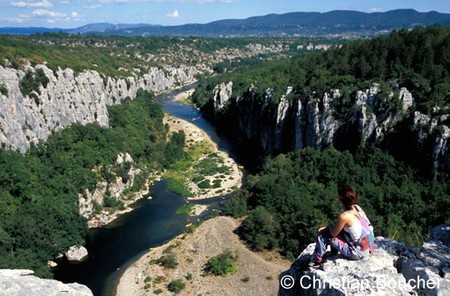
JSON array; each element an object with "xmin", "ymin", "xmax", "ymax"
[
  {"xmin": 2, "ymin": 9, "xmax": 450, "ymax": 37},
  {"xmin": 193, "ymin": 26, "xmax": 450, "ymax": 257},
  {"xmin": 193, "ymin": 26, "xmax": 450, "ymax": 178}
]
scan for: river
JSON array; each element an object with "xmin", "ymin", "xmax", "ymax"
[{"xmin": 53, "ymin": 83, "xmax": 243, "ymax": 296}]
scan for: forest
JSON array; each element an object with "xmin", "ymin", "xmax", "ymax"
[
  {"xmin": 0, "ymin": 33, "xmax": 337, "ymax": 78},
  {"xmin": 207, "ymin": 26, "xmax": 450, "ymax": 258},
  {"xmin": 0, "ymin": 90, "xmax": 185, "ymax": 277},
  {"xmin": 193, "ymin": 25, "xmax": 450, "ymax": 115},
  {"xmin": 223, "ymin": 146, "xmax": 450, "ymax": 259}
]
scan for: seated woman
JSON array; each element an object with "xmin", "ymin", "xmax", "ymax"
[{"xmin": 311, "ymin": 184, "xmax": 374, "ymax": 265}]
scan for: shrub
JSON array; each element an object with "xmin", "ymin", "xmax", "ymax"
[
  {"xmin": 153, "ymin": 276, "xmax": 165, "ymax": 284},
  {"xmin": 192, "ymin": 175, "xmax": 205, "ymax": 182},
  {"xmin": 157, "ymin": 253, "xmax": 178, "ymax": 269},
  {"xmin": 19, "ymin": 68, "xmax": 49, "ymax": 97},
  {"xmin": 0, "ymin": 84, "xmax": 8, "ymax": 96},
  {"xmin": 103, "ymin": 195, "xmax": 123, "ymax": 209},
  {"xmin": 198, "ymin": 180, "xmax": 211, "ymax": 189},
  {"xmin": 167, "ymin": 279, "xmax": 185, "ymax": 294},
  {"xmin": 205, "ymin": 250, "xmax": 238, "ymax": 276}
]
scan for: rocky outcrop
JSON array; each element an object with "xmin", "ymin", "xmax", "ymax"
[
  {"xmin": 279, "ymin": 224, "xmax": 450, "ymax": 296},
  {"xmin": 65, "ymin": 246, "xmax": 89, "ymax": 262},
  {"xmin": 209, "ymin": 81, "xmax": 450, "ymax": 176},
  {"xmin": 0, "ymin": 269, "xmax": 92, "ymax": 296},
  {"xmin": 0, "ymin": 64, "xmax": 198, "ymax": 152}
]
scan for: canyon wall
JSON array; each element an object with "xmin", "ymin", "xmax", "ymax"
[
  {"xmin": 209, "ymin": 81, "xmax": 450, "ymax": 177},
  {"xmin": 0, "ymin": 64, "xmax": 198, "ymax": 152}
]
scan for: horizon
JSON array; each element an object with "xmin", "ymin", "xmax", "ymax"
[{"xmin": 1, "ymin": 0, "xmax": 450, "ymax": 29}]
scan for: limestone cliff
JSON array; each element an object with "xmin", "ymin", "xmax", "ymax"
[
  {"xmin": 0, "ymin": 64, "xmax": 198, "ymax": 152},
  {"xmin": 0, "ymin": 63, "xmax": 199, "ymax": 227},
  {"xmin": 279, "ymin": 224, "xmax": 450, "ymax": 296},
  {"xmin": 0, "ymin": 269, "xmax": 93, "ymax": 296},
  {"xmin": 208, "ymin": 82, "xmax": 450, "ymax": 176}
]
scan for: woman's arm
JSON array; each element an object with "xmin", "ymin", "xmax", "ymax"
[{"xmin": 328, "ymin": 213, "xmax": 349, "ymax": 237}]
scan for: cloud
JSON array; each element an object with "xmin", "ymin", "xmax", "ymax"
[
  {"xmin": 0, "ymin": 16, "xmax": 26, "ymax": 24},
  {"xmin": 167, "ymin": 9, "xmax": 179, "ymax": 17},
  {"xmin": 32, "ymin": 8, "xmax": 66, "ymax": 18},
  {"xmin": 11, "ymin": 0, "xmax": 53, "ymax": 8}
]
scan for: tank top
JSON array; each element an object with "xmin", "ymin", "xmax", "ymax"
[{"xmin": 344, "ymin": 219, "xmax": 362, "ymax": 241}]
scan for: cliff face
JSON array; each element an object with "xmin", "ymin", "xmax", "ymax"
[
  {"xmin": 209, "ymin": 82, "xmax": 450, "ymax": 176},
  {"xmin": 0, "ymin": 64, "xmax": 198, "ymax": 152},
  {"xmin": 0, "ymin": 63, "xmax": 198, "ymax": 224}
]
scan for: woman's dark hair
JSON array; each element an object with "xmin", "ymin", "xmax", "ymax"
[{"xmin": 338, "ymin": 184, "xmax": 358, "ymax": 210}]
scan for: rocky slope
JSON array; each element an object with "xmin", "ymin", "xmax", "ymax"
[
  {"xmin": 209, "ymin": 82, "xmax": 450, "ymax": 177},
  {"xmin": 0, "ymin": 269, "xmax": 93, "ymax": 296},
  {"xmin": 280, "ymin": 224, "xmax": 450, "ymax": 296},
  {"xmin": 116, "ymin": 216, "xmax": 290, "ymax": 296}
]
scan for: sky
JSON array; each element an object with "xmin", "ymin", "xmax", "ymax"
[{"xmin": 0, "ymin": 0, "xmax": 449, "ymax": 28}]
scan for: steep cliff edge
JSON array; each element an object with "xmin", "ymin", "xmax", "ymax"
[
  {"xmin": 0, "ymin": 269, "xmax": 93, "ymax": 296},
  {"xmin": 207, "ymin": 82, "xmax": 450, "ymax": 177},
  {"xmin": 279, "ymin": 224, "xmax": 450, "ymax": 296},
  {"xmin": 0, "ymin": 64, "xmax": 198, "ymax": 152}
]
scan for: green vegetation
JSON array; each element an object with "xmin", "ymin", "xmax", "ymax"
[
  {"xmin": 224, "ymin": 147, "xmax": 450, "ymax": 259},
  {"xmin": 163, "ymin": 136, "xmax": 231, "ymax": 198},
  {"xmin": 191, "ymin": 26, "xmax": 450, "ymax": 258},
  {"xmin": 157, "ymin": 253, "xmax": 178, "ymax": 269},
  {"xmin": 176, "ymin": 204, "xmax": 194, "ymax": 216},
  {"xmin": 0, "ymin": 33, "xmax": 336, "ymax": 78},
  {"xmin": 0, "ymin": 90, "xmax": 185, "ymax": 277},
  {"xmin": 167, "ymin": 279, "xmax": 185, "ymax": 294},
  {"xmin": 193, "ymin": 26, "xmax": 450, "ymax": 114},
  {"xmin": 204, "ymin": 250, "xmax": 238, "ymax": 276},
  {"xmin": 19, "ymin": 68, "xmax": 49, "ymax": 98},
  {"xmin": 0, "ymin": 83, "xmax": 7, "ymax": 96}
]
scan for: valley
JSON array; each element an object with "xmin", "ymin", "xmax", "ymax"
[{"xmin": 0, "ymin": 9, "xmax": 449, "ymax": 296}]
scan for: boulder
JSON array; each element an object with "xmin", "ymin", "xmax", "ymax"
[
  {"xmin": 65, "ymin": 246, "xmax": 88, "ymax": 262},
  {"xmin": 279, "ymin": 239, "xmax": 415, "ymax": 295},
  {"xmin": 399, "ymin": 224, "xmax": 450, "ymax": 296},
  {"xmin": 279, "ymin": 226, "xmax": 450, "ymax": 296},
  {"xmin": 0, "ymin": 269, "xmax": 92, "ymax": 296}
]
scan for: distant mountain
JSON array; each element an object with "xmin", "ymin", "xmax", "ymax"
[
  {"xmin": 1, "ymin": 9, "xmax": 450, "ymax": 37},
  {"xmin": 67, "ymin": 23, "xmax": 160, "ymax": 34}
]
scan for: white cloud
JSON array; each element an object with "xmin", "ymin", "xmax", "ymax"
[
  {"xmin": 167, "ymin": 9, "xmax": 179, "ymax": 17},
  {"xmin": 11, "ymin": 0, "xmax": 53, "ymax": 8},
  {"xmin": 32, "ymin": 8, "xmax": 66, "ymax": 17},
  {"xmin": 0, "ymin": 16, "xmax": 26, "ymax": 23},
  {"xmin": 71, "ymin": 11, "xmax": 78, "ymax": 17}
]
